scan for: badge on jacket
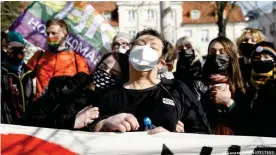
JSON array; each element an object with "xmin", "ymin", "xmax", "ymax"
[{"xmin": 162, "ymin": 98, "xmax": 175, "ymax": 106}]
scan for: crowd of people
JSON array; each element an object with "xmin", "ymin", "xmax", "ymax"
[{"xmin": 1, "ymin": 19, "xmax": 276, "ymax": 137}]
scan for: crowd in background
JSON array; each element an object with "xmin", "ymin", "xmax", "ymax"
[{"xmin": 1, "ymin": 19, "xmax": 276, "ymax": 137}]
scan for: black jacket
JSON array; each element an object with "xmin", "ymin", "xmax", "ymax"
[
  {"xmin": 23, "ymin": 72, "xmax": 94, "ymax": 130},
  {"xmin": 248, "ymin": 79, "xmax": 276, "ymax": 137},
  {"xmin": 174, "ymin": 63, "xmax": 207, "ymax": 101},
  {"xmin": 90, "ymin": 78, "xmax": 212, "ymax": 134},
  {"xmin": 1, "ymin": 63, "xmax": 34, "ymax": 124},
  {"xmin": 239, "ymin": 58, "xmax": 251, "ymax": 83}
]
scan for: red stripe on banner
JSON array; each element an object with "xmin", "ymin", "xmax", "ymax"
[{"xmin": 1, "ymin": 134, "xmax": 78, "ymax": 155}]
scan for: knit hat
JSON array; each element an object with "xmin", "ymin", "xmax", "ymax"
[
  {"xmin": 7, "ymin": 31, "xmax": 25, "ymax": 46},
  {"xmin": 251, "ymin": 41, "xmax": 276, "ymax": 61},
  {"xmin": 112, "ymin": 32, "xmax": 132, "ymax": 43}
]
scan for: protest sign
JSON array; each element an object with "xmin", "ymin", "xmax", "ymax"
[
  {"xmin": 1, "ymin": 124, "xmax": 276, "ymax": 155},
  {"xmin": 10, "ymin": 1, "xmax": 116, "ymax": 71}
]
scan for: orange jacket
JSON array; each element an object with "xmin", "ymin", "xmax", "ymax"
[{"xmin": 27, "ymin": 50, "xmax": 89, "ymax": 99}]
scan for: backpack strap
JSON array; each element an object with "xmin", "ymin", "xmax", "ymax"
[{"xmin": 74, "ymin": 52, "xmax": 78, "ymax": 73}]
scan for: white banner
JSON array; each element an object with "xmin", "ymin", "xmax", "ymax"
[{"xmin": 1, "ymin": 124, "xmax": 276, "ymax": 155}]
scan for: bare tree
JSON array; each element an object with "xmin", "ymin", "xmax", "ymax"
[
  {"xmin": 1, "ymin": 1, "xmax": 29, "ymax": 30},
  {"xmin": 215, "ymin": 1, "xmax": 237, "ymax": 37}
]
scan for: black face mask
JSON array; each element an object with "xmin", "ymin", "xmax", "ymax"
[
  {"xmin": 205, "ymin": 54, "xmax": 230, "ymax": 74},
  {"xmin": 251, "ymin": 60, "xmax": 275, "ymax": 73},
  {"xmin": 91, "ymin": 69, "xmax": 119, "ymax": 90},
  {"xmin": 178, "ymin": 49, "xmax": 195, "ymax": 68},
  {"xmin": 239, "ymin": 43, "xmax": 255, "ymax": 58},
  {"xmin": 7, "ymin": 47, "xmax": 24, "ymax": 66},
  {"xmin": 176, "ymin": 50, "xmax": 202, "ymax": 79}
]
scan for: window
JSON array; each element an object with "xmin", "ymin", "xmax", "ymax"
[
  {"xmin": 190, "ymin": 10, "xmax": 200, "ymax": 20},
  {"xmin": 200, "ymin": 29, "xmax": 209, "ymax": 42},
  {"xmin": 145, "ymin": 9, "xmax": 155, "ymax": 20},
  {"xmin": 103, "ymin": 12, "xmax": 111, "ymax": 21},
  {"xmin": 184, "ymin": 30, "xmax": 192, "ymax": 38},
  {"xmin": 170, "ymin": 10, "xmax": 175, "ymax": 19},
  {"xmin": 128, "ymin": 10, "xmax": 136, "ymax": 21},
  {"xmin": 129, "ymin": 30, "xmax": 136, "ymax": 38}
]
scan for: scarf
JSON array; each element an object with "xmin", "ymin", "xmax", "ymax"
[{"xmin": 251, "ymin": 69, "xmax": 274, "ymax": 89}]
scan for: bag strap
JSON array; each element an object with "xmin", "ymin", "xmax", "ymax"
[{"xmin": 74, "ymin": 52, "xmax": 78, "ymax": 73}]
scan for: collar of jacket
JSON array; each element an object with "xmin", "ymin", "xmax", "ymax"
[
  {"xmin": 54, "ymin": 44, "xmax": 74, "ymax": 53},
  {"xmin": 1, "ymin": 59, "xmax": 25, "ymax": 76}
]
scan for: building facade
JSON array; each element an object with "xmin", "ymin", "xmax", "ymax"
[
  {"xmin": 92, "ymin": 1, "xmax": 247, "ymax": 56},
  {"xmin": 116, "ymin": 1, "xmax": 182, "ymax": 41},
  {"xmin": 179, "ymin": 2, "xmax": 247, "ymax": 55}
]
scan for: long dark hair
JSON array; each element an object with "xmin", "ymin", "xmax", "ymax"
[{"xmin": 203, "ymin": 37, "xmax": 246, "ymax": 94}]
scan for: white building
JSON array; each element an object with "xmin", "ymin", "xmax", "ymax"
[
  {"xmin": 116, "ymin": 1, "xmax": 182, "ymax": 42},
  {"xmin": 93, "ymin": 1, "xmax": 247, "ymax": 56}
]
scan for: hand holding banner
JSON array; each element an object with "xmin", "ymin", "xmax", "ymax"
[{"xmin": 1, "ymin": 124, "xmax": 276, "ymax": 155}]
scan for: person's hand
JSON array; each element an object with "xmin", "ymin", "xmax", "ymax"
[
  {"xmin": 94, "ymin": 113, "xmax": 139, "ymax": 132},
  {"xmin": 210, "ymin": 84, "xmax": 233, "ymax": 107},
  {"xmin": 176, "ymin": 121, "xmax": 185, "ymax": 133},
  {"xmin": 148, "ymin": 127, "xmax": 169, "ymax": 135},
  {"xmin": 74, "ymin": 106, "xmax": 99, "ymax": 129}
]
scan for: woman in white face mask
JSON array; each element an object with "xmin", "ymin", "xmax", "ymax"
[{"xmin": 89, "ymin": 29, "xmax": 211, "ymax": 134}]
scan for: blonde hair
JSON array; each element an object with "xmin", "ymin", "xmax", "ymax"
[
  {"xmin": 175, "ymin": 36, "xmax": 203, "ymax": 65},
  {"xmin": 236, "ymin": 29, "xmax": 265, "ymax": 53}
]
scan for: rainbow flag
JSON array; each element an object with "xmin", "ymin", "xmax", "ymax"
[{"xmin": 10, "ymin": 1, "xmax": 116, "ymax": 71}]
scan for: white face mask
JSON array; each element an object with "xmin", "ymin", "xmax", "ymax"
[
  {"xmin": 118, "ymin": 45, "xmax": 127, "ymax": 54},
  {"xmin": 113, "ymin": 45, "xmax": 127, "ymax": 54},
  {"xmin": 129, "ymin": 44, "xmax": 159, "ymax": 71}
]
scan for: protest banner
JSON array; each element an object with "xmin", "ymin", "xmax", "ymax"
[
  {"xmin": 10, "ymin": 1, "xmax": 116, "ymax": 71},
  {"xmin": 1, "ymin": 124, "xmax": 276, "ymax": 155}
]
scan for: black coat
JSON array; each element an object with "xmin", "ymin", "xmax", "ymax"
[
  {"xmin": 22, "ymin": 72, "xmax": 94, "ymax": 130},
  {"xmin": 248, "ymin": 79, "xmax": 276, "ymax": 137},
  {"xmin": 174, "ymin": 62, "xmax": 207, "ymax": 101}
]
